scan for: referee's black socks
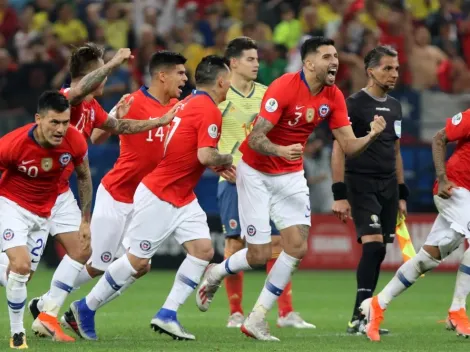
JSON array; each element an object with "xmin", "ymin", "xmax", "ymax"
[{"xmin": 351, "ymin": 241, "xmax": 386, "ymax": 321}]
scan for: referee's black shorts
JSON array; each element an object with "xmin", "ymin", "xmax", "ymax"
[{"xmin": 345, "ymin": 174, "xmax": 398, "ymax": 244}]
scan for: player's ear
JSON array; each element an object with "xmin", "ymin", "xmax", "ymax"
[{"xmin": 34, "ymin": 113, "xmax": 41, "ymax": 124}]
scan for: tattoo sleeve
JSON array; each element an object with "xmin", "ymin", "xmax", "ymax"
[
  {"xmin": 68, "ymin": 63, "xmax": 115, "ymax": 106},
  {"xmin": 100, "ymin": 116, "xmax": 161, "ymax": 134},
  {"xmin": 197, "ymin": 147, "xmax": 233, "ymax": 167},
  {"xmin": 247, "ymin": 117, "xmax": 280, "ymax": 156},
  {"xmin": 432, "ymin": 128, "xmax": 449, "ymax": 183},
  {"xmin": 75, "ymin": 158, "xmax": 93, "ymax": 222}
]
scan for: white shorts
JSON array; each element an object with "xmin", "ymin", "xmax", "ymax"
[
  {"xmin": 127, "ymin": 183, "xmax": 210, "ymax": 259},
  {"xmin": 50, "ymin": 189, "xmax": 81, "ymax": 236},
  {"xmin": 425, "ymin": 188, "xmax": 470, "ymax": 258},
  {"xmin": 0, "ymin": 197, "xmax": 49, "ymax": 271},
  {"xmin": 236, "ymin": 159, "xmax": 310, "ymax": 245},
  {"xmin": 89, "ymin": 184, "xmax": 133, "ymax": 271}
]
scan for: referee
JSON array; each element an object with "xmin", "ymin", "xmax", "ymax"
[{"xmin": 330, "ymin": 45, "xmax": 408, "ymax": 335}]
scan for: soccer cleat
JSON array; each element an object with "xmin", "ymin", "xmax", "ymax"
[
  {"xmin": 31, "ymin": 312, "xmax": 75, "ymax": 342},
  {"xmin": 150, "ymin": 308, "xmax": 195, "ymax": 340},
  {"xmin": 69, "ymin": 299, "xmax": 97, "ymax": 341},
  {"xmin": 360, "ymin": 296, "xmax": 385, "ymax": 342},
  {"xmin": 347, "ymin": 317, "xmax": 389, "ymax": 335},
  {"xmin": 60, "ymin": 309, "xmax": 80, "ymax": 336},
  {"xmin": 277, "ymin": 312, "xmax": 316, "ymax": 329},
  {"xmin": 446, "ymin": 308, "xmax": 470, "ymax": 337},
  {"xmin": 241, "ymin": 310, "xmax": 280, "ymax": 341},
  {"xmin": 227, "ymin": 312, "xmax": 244, "ymax": 328},
  {"xmin": 28, "ymin": 297, "xmax": 41, "ymax": 321},
  {"xmin": 10, "ymin": 332, "xmax": 28, "ymax": 349},
  {"xmin": 196, "ymin": 264, "xmax": 222, "ymax": 312}
]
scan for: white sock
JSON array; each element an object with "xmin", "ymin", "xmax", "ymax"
[
  {"xmin": 85, "ymin": 255, "xmax": 137, "ymax": 311},
  {"xmin": 162, "ymin": 254, "xmax": 209, "ymax": 311},
  {"xmin": 0, "ymin": 264, "xmax": 8, "ymax": 287},
  {"xmin": 74, "ymin": 266, "xmax": 94, "ymax": 287},
  {"xmin": 212, "ymin": 248, "xmax": 252, "ymax": 280},
  {"xmin": 7, "ymin": 272, "xmax": 29, "ymax": 335},
  {"xmin": 253, "ymin": 251, "xmax": 299, "ymax": 315},
  {"xmin": 98, "ymin": 276, "xmax": 137, "ymax": 308},
  {"xmin": 378, "ymin": 249, "xmax": 440, "ymax": 309},
  {"xmin": 41, "ymin": 255, "xmax": 84, "ymax": 316},
  {"xmin": 450, "ymin": 248, "xmax": 470, "ymax": 311}
]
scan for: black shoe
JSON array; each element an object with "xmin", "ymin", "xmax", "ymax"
[
  {"xmin": 28, "ymin": 297, "xmax": 41, "ymax": 320},
  {"xmin": 347, "ymin": 319, "xmax": 390, "ymax": 335},
  {"xmin": 10, "ymin": 332, "xmax": 28, "ymax": 349},
  {"xmin": 61, "ymin": 309, "xmax": 80, "ymax": 337}
]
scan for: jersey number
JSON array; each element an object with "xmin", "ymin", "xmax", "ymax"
[
  {"xmin": 18, "ymin": 165, "xmax": 38, "ymax": 178},
  {"xmin": 146, "ymin": 122, "xmax": 165, "ymax": 143},
  {"xmin": 288, "ymin": 112, "xmax": 302, "ymax": 126},
  {"xmin": 163, "ymin": 117, "xmax": 182, "ymax": 155}
]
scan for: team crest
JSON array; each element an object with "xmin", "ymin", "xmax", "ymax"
[
  {"xmin": 41, "ymin": 158, "xmax": 53, "ymax": 171},
  {"xmin": 3, "ymin": 229, "xmax": 14, "ymax": 241},
  {"xmin": 90, "ymin": 108, "xmax": 95, "ymax": 122},
  {"xmin": 59, "ymin": 153, "xmax": 72, "ymax": 167},
  {"xmin": 101, "ymin": 251, "xmax": 112, "ymax": 263},
  {"xmin": 306, "ymin": 108, "xmax": 315, "ymax": 123},
  {"xmin": 229, "ymin": 219, "xmax": 238, "ymax": 229},
  {"xmin": 319, "ymin": 104, "xmax": 330, "ymax": 118},
  {"xmin": 247, "ymin": 225, "xmax": 256, "ymax": 236},
  {"xmin": 140, "ymin": 240, "xmax": 151, "ymax": 252}
]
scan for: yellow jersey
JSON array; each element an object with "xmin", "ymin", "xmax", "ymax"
[{"xmin": 218, "ymin": 82, "xmax": 267, "ymax": 181}]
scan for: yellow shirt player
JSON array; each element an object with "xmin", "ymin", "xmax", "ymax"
[{"xmin": 216, "ymin": 37, "xmax": 315, "ymax": 330}]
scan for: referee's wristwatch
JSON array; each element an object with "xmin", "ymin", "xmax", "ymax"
[{"xmin": 399, "ymin": 183, "xmax": 409, "ymax": 201}]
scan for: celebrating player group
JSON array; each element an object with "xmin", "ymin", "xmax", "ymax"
[{"xmin": 0, "ymin": 32, "xmax": 468, "ymax": 349}]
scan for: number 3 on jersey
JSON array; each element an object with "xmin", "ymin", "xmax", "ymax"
[
  {"xmin": 288, "ymin": 111, "xmax": 302, "ymax": 126},
  {"xmin": 163, "ymin": 116, "xmax": 182, "ymax": 155},
  {"xmin": 146, "ymin": 118, "xmax": 165, "ymax": 142}
]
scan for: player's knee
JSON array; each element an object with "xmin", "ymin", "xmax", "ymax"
[
  {"xmin": 134, "ymin": 263, "xmax": 151, "ymax": 279},
  {"xmin": 68, "ymin": 246, "xmax": 92, "ymax": 264},
  {"xmin": 246, "ymin": 243, "xmax": 272, "ymax": 266},
  {"xmin": 9, "ymin": 260, "xmax": 30, "ymax": 276},
  {"xmin": 225, "ymin": 236, "xmax": 245, "ymax": 256},
  {"xmin": 413, "ymin": 248, "xmax": 440, "ymax": 273},
  {"xmin": 86, "ymin": 264, "xmax": 104, "ymax": 278},
  {"xmin": 185, "ymin": 239, "xmax": 214, "ymax": 262}
]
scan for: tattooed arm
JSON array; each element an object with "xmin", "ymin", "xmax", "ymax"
[
  {"xmin": 75, "ymin": 158, "xmax": 93, "ymax": 222},
  {"xmin": 99, "ymin": 116, "xmax": 166, "ymax": 134},
  {"xmin": 247, "ymin": 117, "xmax": 281, "ymax": 156},
  {"xmin": 198, "ymin": 147, "xmax": 233, "ymax": 167},
  {"xmin": 432, "ymin": 128, "xmax": 449, "ymax": 183}
]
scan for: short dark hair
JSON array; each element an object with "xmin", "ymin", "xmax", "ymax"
[
  {"xmin": 195, "ymin": 55, "xmax": 230, "ymax": 86},
  {"xmin": 364, "ymin": 45, "xmax": 398, "ymax": 72},
  {"xmin": 69, "ymin": 43, "xmax": 104, "ymax": 79},
  {"xmin": 148, "ymin": 50, "xmax": 187, "ymax": 75},
  {"xmin": 225, "ymin": 37, "xmax": 258, "ymax": 60},
  {"xmin": 300, "ymin": 36, "xmax": 335, "ymax": 61},
  {"xmin": 37, "ymin": 90, "xmax": 70, "ymax": 114}
]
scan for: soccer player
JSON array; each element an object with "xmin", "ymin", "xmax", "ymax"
[
  {"xmin": 218, "ymin": 37, "xmax": 314, "ymax": 329},
  {"xmin": 361, "ymin": 109, "xmax": 470, "ymax": 341},
  {"xmin": 330, "ymin": 46, "xmax": 407, "ymax": 335},
  {"xmin": 59, "ymin": 51, "xmax": 187, "ymax": 334},
  {"xmin": 0, "ymin": 91, "xmax": 90, "ymax": 348},
  {"xmin": 67, "ymin": 55, "xmax": 233, "ymax": 341},
  {"xmin": 196, "ymin": 37, "xmax": 386, "ymax": 341},
  {"xmin": 27, "ymin": 44, "xmax": 181, "ymax": 338}
]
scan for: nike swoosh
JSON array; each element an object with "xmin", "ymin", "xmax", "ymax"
[
  {"xmin": 295, "ymin": 106, "xmax": 304, "ymax": 110},
  {"xmin": 21, "ymin": 160, "xmax": 35, "ymax": 165},
  {"xmin": 31, "ymin": 259, "xmax": 39, "ymax": 264},
  {"xmin": 40, "ymin": 321, "xmax": 56, "ymax": 338}
]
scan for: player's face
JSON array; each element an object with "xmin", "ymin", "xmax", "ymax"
[
  {"xmin": 163, "ymin": 64, "xmax": 188, "ymax": 98},
  {"xmin": 218, "ymin": 66, "xmax": 232, "ymax": 102},
  {"xmin": 368, "ymin": 55, "xmax": 399, "ymax": 91},
  {"xmin": 36, "ymin": 109, "xmax": 71, "ymax": 146},
  {"xmin": 232, "ymin": 49, "xmax": 259, "ymax": 81},
  {"xmin": 307, "ymin": 45, "xmax": 339, "ymax": 86}
]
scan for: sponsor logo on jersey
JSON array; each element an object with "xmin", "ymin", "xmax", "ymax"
[
  {"xmin": 265, "ymin": 98, "xmax": 278, "ymax": 113},
  {"xmin": 3, "ymin": 229, "xmax": 14, "ymax": 241},
  {"xmin": 394, "ymin": 120, "xmax": 402, "ymax": 138},
  {"xmin": 452, "ymin": 112, "xmax": 463, "ymax": 125},
  {"xmin": 41, "ymin": 158, "xmax": 53, "ymax": 171},
  {"xmin": 59, "ymin": 153, "xmax": 72, "ymax": 167},
  {"xmin": 208, "ymin": 124, "xmax": 219, "ymax": 138},
  {"xmin": 319, "ymin": 104, "xmax": 330, "ymax": 118}
]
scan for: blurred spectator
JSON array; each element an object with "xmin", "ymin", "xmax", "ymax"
[
  {"xmin": 101, "ymin": 2, "xmax": 129, "ymax": 50},
  {"xmin": 273, "ymin": 3, "xmax": 302, "ymax": 50},
  {"xmin": 0, "ymin": 48, "xmax": 18, "ymax": 109},
  {"xmin": 0, "ymin": 0, "xmax": 18, "ymax": 42},
  {"xmin": 303, "ymin": 133, "xmax": 334, "ymax": 214},
  {"xmin": 53, "ymin": 2, "xmax": 88, "ymax": 46},
  {"xmin": 31, "ymin": 0, "xmax": 54, "ymax": 32},
  {"xmin": 14, "ymin": 4, "xmax": 37, "ymax": 63},
  {"xmin": 226, "ymin": 0, "xmax": 272, "ymax": 43},
  {"xmin": 258, "ymin": 42, "xmax": 287, "ymax": 85}
]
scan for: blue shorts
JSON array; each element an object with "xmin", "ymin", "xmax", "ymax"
[{"xmin": 217, "ymin": 181, "xmax": 279, "ymax": 238}]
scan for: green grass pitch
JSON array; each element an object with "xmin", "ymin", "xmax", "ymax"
[{"xmin": 0, "ymin": 268, "xmax": 468, "ymax": 351}]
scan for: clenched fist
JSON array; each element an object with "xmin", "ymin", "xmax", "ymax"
[{"xmin": 369, "ymin": 115, "xmax": 386, "ymax": 138}]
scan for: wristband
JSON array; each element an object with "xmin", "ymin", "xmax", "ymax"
[
  {"xmin": 399, "ymin": 183, "xmax": 409, "ymax": 201},
  {"xmin": 332, "ymin": 182, "xmax": 348, "ymax": 200}
]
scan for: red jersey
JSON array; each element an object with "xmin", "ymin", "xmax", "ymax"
[
  {"xmin": 240, "ymin": 71, "xmax": 350, "ymax": 174},
  {"xmin": 0, "ymin": 123, "xmax": 88, "ymax": 217},
  {"xmin": 101, "ymin": 87, "xmax": 178, "ymax": 203},
  {"xmin": 58, "ymin": 87, "xmax": 108, "ymax": 194},
  {"xmin": 142, "ymin": 90, "xmax": 221, "ymax": 207},
  {"xmin": 433, "ymin": 110, "xmax": 470, "ymax": 194}
]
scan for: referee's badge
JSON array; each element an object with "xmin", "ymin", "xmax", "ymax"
[
  {"xmin": 306, "ymin": 108, "xmax": 315, "ymax": 122},
  {"xmin": 394, "ymin": 120, "xmax": 402, "ymax": 138}
]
